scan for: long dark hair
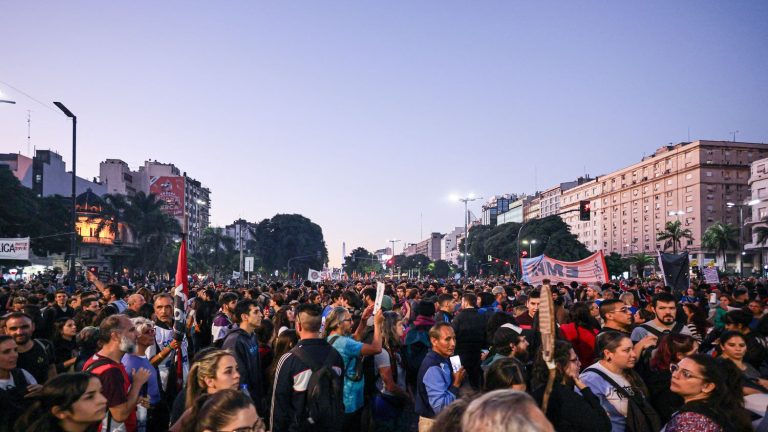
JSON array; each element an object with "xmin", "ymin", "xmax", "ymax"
[
  {"xmin": 568, "ymin": 302, "xmax": 601, "ymax": 331},
  {"xmin": 649, "ymin": 334, "xmax": 697, "ymax": 371},
  {"xmin": 15, "ymin": 372, "xmax": 99, "ymax": 432},
  {"xmin": 681, "ymin": 354, "xmax": 751, "ymax": 432},
  {"xmin": 531, "ymin": 340, "xmax": 574, "ymax": 390},
  {"xmin": 682, "ymin": 303, "xmax": 710, "ymax": 337}
]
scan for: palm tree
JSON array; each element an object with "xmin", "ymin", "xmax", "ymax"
[
  {"xmin": 656, "ymin": 220, "xmax": 694, "ymax": 254},
  {"xmin": 95, "ymin": 194, "xmax": 131, "ymax": 243},
  {"xmin": 701, "ymin": 222, "xmax": 739, "ymax": 269},
  {"xmin": 629, "ymin": 253, "xmax": 657, "ymax": 277},
  {"xmin": 196, "ymin": 227, "xmax": 236, "ymax": 282},
  {"xmin": 125, "ymin": 192, "xmax": 182, "ymax": 274}
]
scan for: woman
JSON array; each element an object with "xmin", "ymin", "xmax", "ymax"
[
  {"xmin": 484, "ymin": 357, "xmax": 527, "ymax": 392},
  {"xmin": 0, "ymin": 335, "xmax": 42, "ymax": 432},
  {"xmin": 271, "ymin": 307, "xmax": 292, "ymax": 343},
  {"xmin": 52, "ymin": 318, "xmax": 78, "ymax": 373},
  {"xmin": 580, "ymin": 332, "xmax": 660, "ymax": 432},
  {"xmin": 169, "ymin": 349, "xmax": 241, "ymax": 430},
  {"xmin": 15, "ymin": 372, "xmax": 107, "ymax": 432},
  {"xmin": 714, "ymin": 295, "xmax": 732, "ymax": 330},
  {"xmin": 682, "ymin": 303, "xmax": 711, "ymax": 342},
  {"xmin": 664, "ymin": 354, "xmax": 752, "ymax": 432},
  {"xmin": 123, "ymin": 317, "xmax": 165, "ymax": 431},
  {"xmin": 531, "ymin": 340, "xmax": 611, "ymax": 432},
  {"xmin": 637, "ymin": 334, "xmax": 698, "ymax": 423},
  {"xmin": 180, "ymin": 389, "xmax": 265, "ymax": 432},
  {"xmin": 717, "ymin": 330, "xmax": 768, "ymax": 394},
  {"xmin": 680, "ymin": 288, "xmax": 700, "ymax": 306},
  {"xmin": 588, "ymin": 301, "xmax": 601, "ymax": 324},
  {"xmin": 559, "ymin": 302, "xmax": 601, "ymax": 368},
  {"xmin": 372, "ymin": 311, "xmax": 409, "ymax": 432}
]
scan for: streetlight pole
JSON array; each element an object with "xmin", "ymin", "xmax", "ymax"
[
  {"xmin": 388, "ymin": 239, "xmax": 401, "ymax": 278},
  {"xmin": 54, "ymin": 102, "xmax": 77, "ymax": 287},
  {"xmin": 454, "ymin": 195, "xmax": 482, "ymax": 275}
]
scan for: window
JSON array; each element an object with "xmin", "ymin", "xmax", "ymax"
[
  {"xmin": 686, "ymin": 195, "xmax": 693, "ymax": 202},
  {"xmin": 686, "ymin": 206, "xmax": 694, "ymax": 213},
  {"xmin": 667, "ymin": 179, "xmax": 673, "ymax": 185},
  {"xmin": 685, "ymin": 173, "xmax": 693, "ymax": 180},
  {"xmin": 706, "ymin": 171, "xmax": 713, "ymax": 177}
]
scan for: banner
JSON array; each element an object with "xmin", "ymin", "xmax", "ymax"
[
  {"xmin": 702, "ymin": 267, "xmax": 719, "ymax": 284},
  {"xmin": 149, "ymin": 176, "xmax": 186, "ymax": 228},
  {"xmin": 659, "ymin": 251, "xmax": 690, "ymax": 293},
  {"xmin": 0, "ymin": 238, "xmax": 30, "ymax": 260},
  {"xmin": 308, "ymin": 268, "xmax": 322, "ymax": 282},
  {"xmin": 520, "ymin": 251, "xmax": 609, "ymax": 286}
]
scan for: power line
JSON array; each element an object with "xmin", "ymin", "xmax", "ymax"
[{"xmin": 0, "ymin": 79, "xmax": 62, "ymax": 115}]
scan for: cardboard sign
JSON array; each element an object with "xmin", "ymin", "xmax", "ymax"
[{"xmin": 373, "ymin": 281, "xmax": 385, "ymax": 314}]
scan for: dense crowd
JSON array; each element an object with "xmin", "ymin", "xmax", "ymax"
[{"xmin": 0, "ymin": 270, "xmax": 767, "ymax": 432}]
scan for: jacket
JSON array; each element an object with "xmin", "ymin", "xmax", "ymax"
[
  {"xmin": 415, "ymin": 351, "xmax": 458, "ymax": 419},
  {"xmin": 222, "ymin": 327, "xmax": 263, "ymax": 413},
  {"xmin": 270, "ymin": 338, "xmax": 344, "ymax": 432}
]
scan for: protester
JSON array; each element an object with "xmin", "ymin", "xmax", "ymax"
[
  {"xmin": 211, "ymin": 292, "xmax": 238, "ymax": 345},
  {"xmin": 15, "ymin": 372, "xmax": 107, "ymax": 432},
  {"xmin": 178, "ymin": 389, "xmax": 265, "ymax": 432},
  {"xmin": 483, "ymin": 357, "xmax": 527, "ymax": 392},
  {"xmin": 52, "ymin": 318, "xmax": 78, "ymax": 373},
  {"xmin": 560, "ymin": 302, "xmax": 601, "ymax": 367},
  {"xmin": 222, "ymin": 299, "xmax": 264, "ymax": 413},
  {"xmin": 372, "ymin": 311, "xmax": 409, "ymax": 432},
  {"xmin": 717, "ymin": 330, "xmax": 768, "ymax": 394},
  {"xmin": 451, "ymin": 293, "xmax": 488, "ymax": 389},
  {"xmin": 124, "ymin": 317, "xmax": 165, "ymax": 431},
  {"xmin": 4, "ymin": 311, "xmax": 57, "ymax": 385},
  {"xmin": 461, "ymin": 389, "xmax": 554, "ymax": 432},
  {"xmin": 597, "ymin": 299, "xmax": 633, "ymax": 337},
  {"xmin": 0, "ymin": 334, "xmax": 42, "ymax": 432}
]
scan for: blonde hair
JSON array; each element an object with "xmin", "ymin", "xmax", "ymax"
[
  {"xmin": 185, "ymin": 349, "xmax": 235, "ymax": 409},
  {"xmin": 461, "ymin": 389, "xmax": 545, "ymax": 432}
]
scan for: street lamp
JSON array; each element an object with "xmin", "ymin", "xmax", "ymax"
[
  {"xmin": 727, "ymin": 199, "xmax": 763, "ymax": 276},
  {"xmin": 54, "ymin": 102, "xmax": 77, "ymax": 287},
  {"xmin": 522, "ymin": 239, "xmax": 537, "ymax": 256},
  {"xmin": 451, "ymin": 194, "xmax": 483, "ymax": 275},
  {"xmin": 0, "ymin": 90, "xmax": 15, "ymax": 104},
  {"xmin": 387, "ymin": 239, "xmax": 401, "ymax": 277}
]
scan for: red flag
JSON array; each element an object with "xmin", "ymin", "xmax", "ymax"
[{"xmin": 172, "ymin": 236, "xmax": 188, "ymax": 389}]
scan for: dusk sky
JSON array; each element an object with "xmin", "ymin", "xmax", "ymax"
[{"xmin": 2, "ymin": 2, "xmax": 767, "ymax": 267}]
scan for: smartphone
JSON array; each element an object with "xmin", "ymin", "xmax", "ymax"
[
  {"xmin": 449, "ymin": 355, "xmax": 462, "ymax": 373},
  {"xmin": 709, "ymin": 293, "xmax": 717, "ymax": 304}
]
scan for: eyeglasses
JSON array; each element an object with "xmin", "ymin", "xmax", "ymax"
[
  {"xmin": 669, "ymin": 363, "xmax": 705, "ymax": 380},
  {"xmin": 216, "ymin": 422, "xmax": 263, "ymax": 432},
  {"xmin": 613, "ymin": 307, "xmax": 631, "ymax": 314}
]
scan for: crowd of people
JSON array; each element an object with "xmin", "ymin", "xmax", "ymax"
[{"xmin": 1, "ymin": 270, "xmax": 767, "ymax": 432}]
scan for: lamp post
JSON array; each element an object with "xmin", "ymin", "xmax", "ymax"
[
  {"xmin": 387, "ymin": 239, "xmax": 401, "ymax": 277},
  {"xmin": 522, "ymin": 239, "xmax": 537, "ymax": 256},
  {"xmin": 54, "ymin": 102, "xmax": 77, "ymax": 287},
  {"xmin": 452, "ymin": 194, "xmax": 483, "ymax": 275},
  {"xmin": 727, "ymin": 199, "xmax": 762, "ymax": 277}
]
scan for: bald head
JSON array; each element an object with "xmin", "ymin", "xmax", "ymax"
[{"xmin": 127, "ymin": 294, "xmax": 146, "ymax": 312}]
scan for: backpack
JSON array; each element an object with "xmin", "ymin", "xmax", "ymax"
[
  {"xmin": 85, "ymin": 357, "xmax": 125, "ymax": 432},
  {"xmin": 403, "ymin": 326, "xmax": 432, "ymax": 387},
  {"xmin": 0, "ymin": 369, "xmax": 31, "ymax": 432},
  {"xmin": 584, "ymin": 368, "xmax": 661, "ymax": 432},
  {"xmin": 639, "ymin": 322, "xmax": 684, "ymax": 338},
  {"xmin": 289, "ymin": 346, "xmax": 344, "ymax": 432}
]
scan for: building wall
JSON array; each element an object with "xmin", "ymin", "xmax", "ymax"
[
  {"xmin": 524, "ymin": 196, "xmax": 541, "ymax": 222},
  {"xmin": 745, "ymin": 158, "xmax": 768, "ymax": 270},
  {"xmin": 32, "ymin": 150, "xmax": 106, "ymax": 197},
  {"xmin": 560, "ymin": 179, "xmax": 603, "ymax": 252},
  {"xmin": 99, "ymin": 159, "xmax": 137, "ymax": 196},
  {"xmin": 0, "ymin": 153, "xmax": 33, "ymax": 186}
]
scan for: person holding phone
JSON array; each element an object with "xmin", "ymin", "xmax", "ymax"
[{"xmin": 415, "ymin": 322, "xmax": 466, "ymax": 432}]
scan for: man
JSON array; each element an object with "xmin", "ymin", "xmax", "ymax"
[
  {"xmin": 84, "ymin": 314, "xmax": 151, "ymax": 432},
  {"xmin": 4, "ymin": 312, "xmax": 56, "ymax": 384},
  {"xmin": 415, "ymin": 322, "xmax": 466, "ymax": 432},
  {"xmin": 326, "ymin": 305, "xmax": 383, "ymax": 430},
  {"xmin": 584, "ymin": 285, "xmax": 602, "ymax": 304},
  {"xmin": 630, "ymin": 293, "xmax": 692, "ymax": 342},
  {"xmin": 434, "ymin": 293, "xmax": 455, "ymax": 323},
  {"xmin": 41, "ymin": 290, "xmax": 75, "ymax": 338},
  {"xmin": 125, "ymin": 294, "xmax": 146, "ymax": 317},
  {"xmin": 89, "ymin": 271, "xmax": 129, "ymax": 315},
  {"xmin": 81, "ymin": 297, "xmax": 101, "ymax": 313},
  {"xmin": 483, "ymin": 323, "xmax": 529, "ymax": 369},
  {"xmin": 515, "ymin": 290, "xmax": 540, "ymax": 329},
  {"xmin": 193, "ymin": 288, "xmax": 216, "ymax": 349},
  {"xmin": 597, "ymin": 299, "xmax": 633, "ymax": 337},
  {"xmin": 145, "ymin": 293, "xmax": 189, "ymax": 403},
  {"xmin": 212, "ymin": 292, "xmax": 239, "ymax": 345},
  {"xmin": 271, "ymin": 304, "xmax": 345, "ymax": 432},
  {"xmin": 731, "ymin": 288, "xmax": 749, "ymax": 309},
  {"xmin": 491, "ymin": 286, "xmax": 507, "ymax": 311},
  {"xmin": 451, "ymin": 293, "xmax": 487, "ymax": 389},
  {"xmin": 222, "ymin": 299, "xmax": 264, "ymax": 414}
]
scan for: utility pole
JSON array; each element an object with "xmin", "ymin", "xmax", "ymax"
[{"xmin": 239, "ymin": 220, "xmax": 245, "ymax": 282}]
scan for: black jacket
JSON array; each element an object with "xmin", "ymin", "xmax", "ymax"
[
  {"xmin": 533, "ymin": 382, "xmax": 612, "ymax": 432},
  {"xmin": 222, "ymin": 327, "xmax": 263, "ymax": 414},
  {"xmin": 270, "ymin": 338, "xmax": 344, "ymax": 432}
]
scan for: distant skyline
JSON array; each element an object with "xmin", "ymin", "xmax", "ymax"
[{"xmin": 1, "ymin": 1, "xmax": 767, "ymax": 267}]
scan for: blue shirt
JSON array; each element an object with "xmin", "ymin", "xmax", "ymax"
[
  {"xmin": 122, "ymin": 353, "xmax": 161, "ymax": 404},
  {"xmin": 329, "ymin": 334, "xmax": 364, "ymax": 413}
]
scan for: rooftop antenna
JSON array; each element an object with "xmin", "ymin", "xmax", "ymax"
[
  {"xmin": 26, "ymin": 110, "xmax": 31, "ymax": 156},
  {"xmin": 730, "ymin": 130, "xmax": 739, "ymax": 142}
]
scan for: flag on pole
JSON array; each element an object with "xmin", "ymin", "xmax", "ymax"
[{"xmin": 172, "ymin": 235, "xmax": 189, "ymax": 390}]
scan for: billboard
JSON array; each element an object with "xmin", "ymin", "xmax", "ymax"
[
  {"xmin": 0, "ymin": 238, "xmax": 30, "ymax": 260},
  {"xmin": 149, "ymin": 176, "xmax": 185, "ymax": 227},
  {"xmin": 521, "ymin": 251, "xmax": 609, "ymax": 286}
]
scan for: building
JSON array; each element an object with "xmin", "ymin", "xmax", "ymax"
[
  {"xmin": 224, "ymin": 219, "xmax": 257, "ymax": 250},
  {"xmin": 75, "ymin": 189, "xmax": 135, "ymax": 274},
  {"xmin": 441, "ymin": 227, "xmax": 464, "ymax": 265},
  {"xmin": 587, "ymin": 140, "xmax": 768, "ymax": 270},
  {"xmin": 414, "ymin": 233, "xmax": 444, "ymax": 261},
  {"xmin": 744, "ymin": 157, "xmax": 768, "ymax": 272},
  {"xmin": 1, "ymin": 150, "xmax": 106, "ymax": 197},
  {"xmin": 559, "ymin": 177, "xmax": 603, "ymax": 252},
  {"xmin": 498, "ymin": 196, "xmax": 536, "ymax": 225},
  {"xmin": 482, "ymin": 194, "xmax": 514, "ymax": 226},
  {"xmin": 99, "ymin": 159, "xmax": 211, "ymax": 253},
  {"xmin": 539, "ymin": 181, "xmax": 579, "ymax": 218},
  {"xmin": 524, "ymin": 194, "xmax": 541, "ymax": 222}
]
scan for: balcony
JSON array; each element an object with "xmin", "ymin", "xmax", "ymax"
[{"xmin": 81, "ymin": 236, "xmax": 114, "ymax": 245}]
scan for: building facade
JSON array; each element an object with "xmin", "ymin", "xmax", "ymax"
[
  {"xmin": 441, "ymin": 226, "xmax": 464, "ymax": 265},
  {"xmin": 745, "ymin": 157, "xmax": 768, "ymax": 272},
  {"xmin": 482, "ymin": 195, "xmax": 514, "ymax": 226},
  {"xmin": 1, "ymin": 150, "xmax": 106, "ymax": 197}
]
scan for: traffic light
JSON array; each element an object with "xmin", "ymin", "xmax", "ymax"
[
  {"xmin": 521, "ymin": 250, "xmax": 528, "ymax": 258},
  {"xmin": 579, "ymin": 200, "xmax": 591, "ymax": 221},
  {"xmin": 386, "ymin": 258, "xmax": 394, "ymax": 267}
]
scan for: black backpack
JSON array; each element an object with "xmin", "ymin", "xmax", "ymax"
[
  {"xmin": 639, "ymin": 322, "xmax": 684, "ymax": 338},
  {"xmin": 290, "ymin": 346, "xmax": 344, "ymax": 431},
  {"xmin": 585, "ymin": 368, "xmax": 661, "ymax": 432}
]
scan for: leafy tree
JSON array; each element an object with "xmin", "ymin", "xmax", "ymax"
[
  {"xmin": 124, "ymin": 192, "xmax": 182, "ymax": 274},
  {"xmin": 702, "ymin": 222, "xmax": 739, "ymax": 269},
  {"xmin": 343, "ymin": 247, "xmax": 381, "ymax": 275},
  {"xmin": 254, "ymin": 214, "xmax": 327, "ymax": 275},
  {"xmin": 194, "ymin": 227, "xmax": 237, "ymax": 281},
  {"xmin": 656, "ymin": 220, "xmax": 693, "ymax": 254},
  {"xmin": 604, "ymin": 252, "xmax": 629, "ymax": 277},
  {"xmin": 401, "ymin": 254, "xmax": 431, "ymax": 272},
  {"xmin": 429, "ymin": 260, "xmax": 453, "ymax": 278},
  {"xmin": 628, "ymin": 253, "xmax": 657, "ymax": 277}
]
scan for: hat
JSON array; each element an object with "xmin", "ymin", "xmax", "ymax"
[
  {"xmin": 492, "ymin": 286, "xmax": 505, "ymax": 296},
  {"xmin": 380, "ymin": 295, "xmax": 393, "ymax": 311}
]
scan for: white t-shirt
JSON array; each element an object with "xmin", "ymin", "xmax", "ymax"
[{"xmin": 0, "ymin": 368, "xmax": 37, "ymax": 391}]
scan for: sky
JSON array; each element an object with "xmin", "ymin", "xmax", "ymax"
[{"xmin": 1, "ymin": 1, "xmax": 767, "ymax": 267}]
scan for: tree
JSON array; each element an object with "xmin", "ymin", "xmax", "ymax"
[
  {"xmin": 95, "ymin": 194, "xmax": 131, "ymax": 243},
  {"xmin": 254, "ymin": 214, "xmax": 327, "ymax": 275},
  {"xmin": 194, "ymin": 227, "xmax": 237, "ymax": 281},
  {"xmin": 604, "ymin": 252, "xmax": 629, "ymax": 277},
  {"xmin": 628, "ymin": 253, "xmax": 657, "ymax": 277},
  {"xmin": 343, "ymin": 247, "xmax": 381, "ymax": 275},
  {"xmin": 429, "ymin": 260, "xmax": 453, "ymax": 278},
  {"xmin": 656, "ymin": 220, "xmax": 693, "ymax": 254},
  {"xmin": 124, "ymin": 192, "xmax": 182, "ymax": 274},
  {"xmin": 702, "ymin": 222, "xmax": 739, "ymax": 269}
]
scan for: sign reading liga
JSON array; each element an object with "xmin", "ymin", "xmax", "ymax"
[
  {"xmin": 0, "ymin": 238, "xmax": 30, "ymax": 260},
  {"xmin": 521, "ymin": 251, "xmax": 609, "ymax": 285}
]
